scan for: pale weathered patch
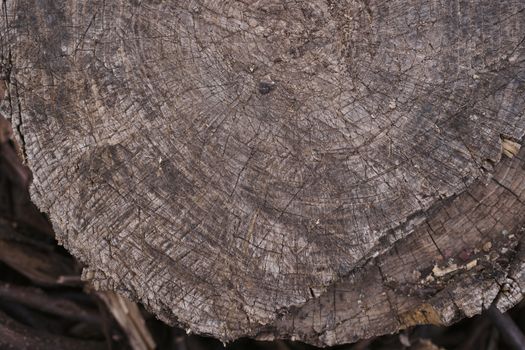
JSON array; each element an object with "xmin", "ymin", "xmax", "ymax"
[{"xmin": 501, "ymin": 137, "xmax": 521, "ymax": 158}]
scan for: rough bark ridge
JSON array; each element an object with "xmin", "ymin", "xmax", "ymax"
[{"xmin": 1, "ymin": 0, "xmax": 525, "ymax": 346}]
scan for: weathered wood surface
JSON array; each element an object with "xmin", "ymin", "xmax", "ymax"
[{"xmin": 1, "ymin": 0, "xmax": 525, "ymax": 346}]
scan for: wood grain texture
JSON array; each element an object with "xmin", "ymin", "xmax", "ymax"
[{"xmin": 1, "ymin": 0, "xmax": 524, "ymax": 345}]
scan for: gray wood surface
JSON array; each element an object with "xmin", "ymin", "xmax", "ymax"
[{"xmin": 1, "ymin": 0, "xmax": 524, "ymax": 345}]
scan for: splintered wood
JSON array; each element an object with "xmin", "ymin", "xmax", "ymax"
[{"xmin": 1, "ymin": 0, "xmax": 524, "ymax": 346}]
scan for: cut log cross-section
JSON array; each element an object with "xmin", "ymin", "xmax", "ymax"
[{"xmin": 1, "ymin": 0, "xmax": 525, "ymax": 346}]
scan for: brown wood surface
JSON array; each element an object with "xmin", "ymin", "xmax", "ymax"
[{"xmin": 1, "ymin": 0, "xmax": 524, "ymax": 346}]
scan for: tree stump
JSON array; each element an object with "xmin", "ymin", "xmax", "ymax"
[{"xmin": 1, "ymin": 0, "xmax": 525, "ymax": 346}]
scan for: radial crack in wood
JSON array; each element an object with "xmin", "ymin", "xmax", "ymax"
[{"xmin": 1, "ymin": 0, "xmax": 524, "ymax": 345}]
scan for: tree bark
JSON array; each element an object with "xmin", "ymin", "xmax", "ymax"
[{"xmin": 1, "ymin": 0, "xmax": 524, "ymax": 346}]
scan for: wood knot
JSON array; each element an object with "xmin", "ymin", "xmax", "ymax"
[{"xmin": 258, "ymin": 81, "xmax": 275, "ymax": 95}]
